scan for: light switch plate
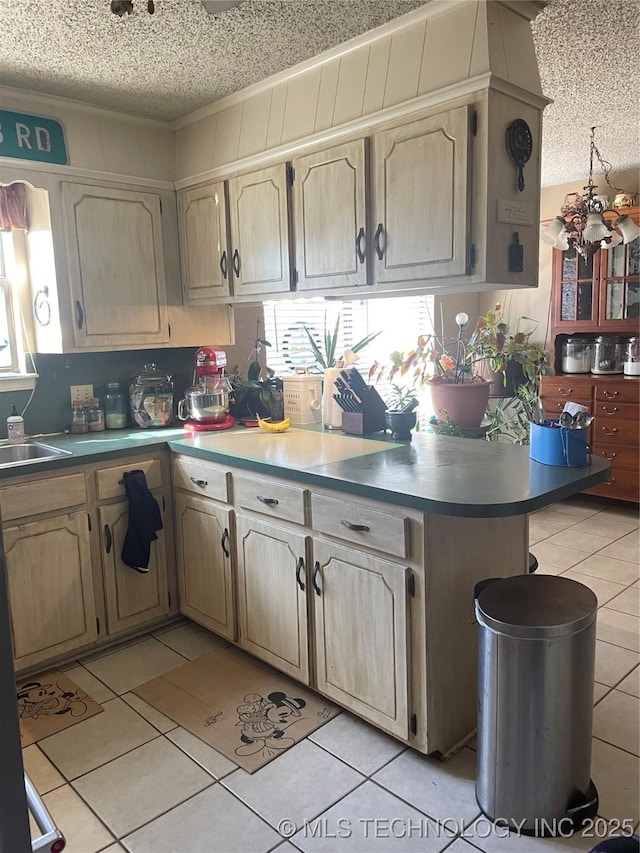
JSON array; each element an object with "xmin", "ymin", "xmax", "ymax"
[{"xmin": 70, "ymin": 384, "xmax": 93, "ymax": 404}]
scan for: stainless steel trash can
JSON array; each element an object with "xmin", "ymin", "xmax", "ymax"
[{"xmin": 475, "ymin": 574, "xmax": 598, "ymax": 835}]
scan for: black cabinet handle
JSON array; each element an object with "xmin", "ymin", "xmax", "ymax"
[
  {"xmin": 356, "ymin": 227, "xmax": 366, "ymax": 263},
  {"xmin": 374, "ymin": 223, "xmax": 385, "ymax": 260},
  {"xmin": 295, "ymin": 556, "xmax": 305, "ymax": 591},
  {"xmin": 220, "ymin": 250, "xmax": 228, "ymax": 279},
  {"xmin": 190, "ymin": 477, "xmax": 208, "ymax": 488},
  {"xmin": 340, "ymin": 520, "xmax": 370, "ymax": 532},
  {"xmin": 257, "ymin": 495, "xmax": 279, "ymax": 506},
  {"xmin": 221, "ymin": 528, "xmax": 230, "ymax": 558},
  {"xmin": 75, "ymin": 300, "xmax": 84, "ymax": 330},
  {"xmin": 312, "ymin": 561, "xmax": 322, "ymax": 596},
  {"xmin": 232, "ymin": 249, "xmax": 240, "ymax": 277},
  {"xmin": 104, "ymin": 524, "xmax": 112, "ymax": 554}
]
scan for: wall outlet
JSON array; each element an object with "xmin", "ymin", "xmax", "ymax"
[{"xmin": 70, "ymin": 384, "xmax": 94, "ymax": 404}]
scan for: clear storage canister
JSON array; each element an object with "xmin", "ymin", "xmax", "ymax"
[
  {"xmin": 624, "ymin": 337, "xmax": 640, "ymax": 376},
  {"xmin": 591, "ymin": 336, "xmax": 624, "ymax": 375},
  {"xmin": 129, "ymin": 363, "xmax": 174, "ymax": 428},
  {"xmin": 561, "ymin": 338, "xmax": 592, "ymax": 373},
  {"xmin": 104, "ymin": 383, "xmax": 128, "ymax": 429}
]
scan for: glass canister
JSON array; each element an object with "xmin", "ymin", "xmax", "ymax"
[
  {"xmin": 129, "ymin": 363, "xmax": 174, "ymax": 428},
  {"xmin": 104, "ymin": 383, "xmax": 128, "ymax": 429},
  {"xmin": 591, "ymin": 336, "xmax": 624, "ymax": 375},
  {"xmin": 624, "ymin": 337, "xmax": 640, "ymax": 376},
  {"xmin": 87, "ymin": 398, "xmax": 105, "ymax": 432},
  {"xmin": 561, "ymin": 337, "xmax": 592, "ymax": 374},
  {"xmin": 70, "ymin": 401, "xmax": 88, "ymax": 434}
]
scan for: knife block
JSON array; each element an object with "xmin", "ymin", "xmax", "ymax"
[{"xmin": 341, "ymin": 385, "xmax": 387, "ymax": 435}]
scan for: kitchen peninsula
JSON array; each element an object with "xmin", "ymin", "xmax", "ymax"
[{"xmin": 0, "ymin": 428, "xmax": 610, "ymax": 758}]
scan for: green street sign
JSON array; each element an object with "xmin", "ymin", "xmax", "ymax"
[{"xmin": 0, "ymin": 110, "xmax": 68, "ymax": 165}]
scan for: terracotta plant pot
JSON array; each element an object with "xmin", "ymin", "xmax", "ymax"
[{"xmin": 429, "ymin": 379, "xmax": 491, "ymax": 428}]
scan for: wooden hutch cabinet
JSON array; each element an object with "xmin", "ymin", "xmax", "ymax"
[{"xmin": 540, "ymin": 206, "xmax": 639, "ymax": 503}]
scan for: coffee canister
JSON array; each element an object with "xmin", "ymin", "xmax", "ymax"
[
  {"xmin": 561, "ymin": 338, "xmax": 592, "ymax": 374},
  {"xmin": 624, "ymin": 337, "xmax": 640, "ymax": 376},
  {"xmin": 591, "ymin": 336, "xmax": 623, "ymax": 375},
  {"xmin": 283, "ymin": 371, "xmax": 322, "ymax": 425},
  {"xmin": 129, "ymin": 363, "xmax": 175, "ymax": 428}
]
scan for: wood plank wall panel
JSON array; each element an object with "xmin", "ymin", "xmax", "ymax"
[
  {"xmin": 193, "ymin": 115, "xmax": 218, "ymax": 175},
  {"xmin": 281, "ymin": 69, "xmax": 322, "ymax": 144},
  {"xmin": 418, "ymin": 5, "xmax": 477, "ymax": 94},
  {"xmin": 266, "ymin": 84, "xmax": 288, "ymax": 149},
  {"xmin": 382, "ymin": 23, "xmax": 426, "ymax": 109},
  {"xmin": 212, "ymin": 104, "xmax": 243, "ymax": 167},
  {"xmin": 237, "ymin": 92, "xmax": 271, "ymax": 159},
  {"xmin": 175, "ymin": 122, "xmax": 202, "ymax": 180},
  {"xmin": 496, "ymin": 4, "xmax": 543, "ymax": 92},
  {"xmin": 314, "ymin": 62, "xmax": 341, "ymax": 132},
  {"xmin": 332, "ymin": 51, "xmax": 369, "ymax": 127},
  {"xmin": 485, "ymin": 2, "xmax": 509, "ymax": 80},
  {"xmin": 362, "ymin": 39, "xmax": 392, "ymax": 116}
]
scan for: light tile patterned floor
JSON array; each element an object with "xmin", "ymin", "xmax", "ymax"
[{"xmin": 25, "ymin": 495, "xmax": 638, "ymax": 853}]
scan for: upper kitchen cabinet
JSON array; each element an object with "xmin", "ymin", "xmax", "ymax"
[
  {"xmin": 371, "ymin": 106, "xmax": 471, "ymax": 286},
  {"xmin": 61, "ymin": 182, "xmax": 170, "ymax": 348},
  {"xmin": 291, "ymin": 139, "xmax": 369, "ymax": 292},
  {"xmin": 227, "ymin": 163, "xmax": 291, "ymax": 299},
  {"xmin": 178, "ymin": 180, "xmax": 232, "ymax": 304}
]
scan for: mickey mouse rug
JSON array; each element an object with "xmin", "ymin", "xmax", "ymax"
[
  {"xmin": 134, "ymin": 645, "xmax": 340, "ymax": 773},
  {"xmin": 16, "ymin": 670, "xmax": 103, "ymax": 747}
]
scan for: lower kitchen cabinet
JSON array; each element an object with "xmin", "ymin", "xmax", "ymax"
[
  {"xmin": 174, "ymin": 493, "xmax": 236, "ymax": 641},
  {"xmin": 4, "ymin": 513, "xmax": 97, "ymax": 671},
  {"xmin": 99, "ymin": 500, "xmax": 170, "ymax": 635},
  {"xmin": 235, "ymin": 513, "xmax": 309, "ymax": 683},
  {"xmin": 312, "ymin": 537, "xmax": 410, "ymax": 740}
]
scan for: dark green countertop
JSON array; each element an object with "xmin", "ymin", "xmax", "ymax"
[{"xmin": 0, "ymin": 426, "xmax": 611, "ymax": 518}]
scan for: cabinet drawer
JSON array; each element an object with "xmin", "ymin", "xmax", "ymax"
[
  {"xmin": 585, "ymin": 464, "xmax": 639, "ymax": 503},
  {"xmin": 0, "ymin": 473, "xmax": 87, "ymax": 522},
  {"xmin": 96, "ymin": 458, "xmax": 162, "ymax": 501},
  {"xmin": 595, "ymin": 383, "xmax": 640, "ymax": 404},
  {"xmin": 541, "ymin": 395, "xmax": 592, "ymax": 414},
  {"xmin": 233, "ymin": 474, "xmax": 306, "ymax": 525},
  {"xmin": 311, "ymin": 493, "xmax": 409, "ymax": 559},
  {"xmin": 592, "ymin": 443, "xmax": 639, "ymax": 470},
  {"xmin": 593, "ymin": 419, "xmax": 638, "ymax": 446},
  {"xmin": 593, "ymin": 401, "xmax": 637, "ymax": 420},
  {"xmin": 540, "ymin": 378, "xmax": 593, "ymax": 399},
  {"xmin": 172, "ymin": 456, "xmax": 228, "ymax": 503}
]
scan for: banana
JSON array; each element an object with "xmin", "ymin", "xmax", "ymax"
[{"xmin": 257, "ymin": 416, "xmax": 291, "ymax": 433}]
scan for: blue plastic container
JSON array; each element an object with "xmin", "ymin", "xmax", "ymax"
[{"xmin": 530, "ymin": 420, "xmax": 589, "ymax": 467}]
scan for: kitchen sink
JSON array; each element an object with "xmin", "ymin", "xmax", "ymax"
[{"xmin": 0, "ymin": 440, "xmax": 73, "ymax": 468}]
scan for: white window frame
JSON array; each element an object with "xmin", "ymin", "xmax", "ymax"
[{"xmin": 0, "ymin": 232, "xmax": 38, "ymax": 391}]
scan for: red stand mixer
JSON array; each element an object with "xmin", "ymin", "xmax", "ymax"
[{"xmin": 178, "ymin": 347, "xmax": 235, "ymax": 431}]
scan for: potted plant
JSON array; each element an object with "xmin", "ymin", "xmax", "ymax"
[
  {"xmin": 467, "ymin": 304, "xmax": 551, "ymax": 397},
  {"xmin": 228, "ymin": 320, "xmax": 284, "ymax": 420}
]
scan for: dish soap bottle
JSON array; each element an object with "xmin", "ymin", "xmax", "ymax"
[{"xmin": 7, "ymin": 404, "xmax": 25, "ymax": 443}]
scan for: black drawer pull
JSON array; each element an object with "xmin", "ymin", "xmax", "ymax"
[
  {"xmin": 104, "ymin": 524, "xmax": 112, "ymax": 554},
  {"xmin": 190, "ymin": 477, "xmax": 208, "ymax": 488},
  {"xmin": 232, "ymin": 249, "xmax": 240, "ymax": 277},
  {"xmin": 356, "ymin": 227, "xmax": 366, "ymax": 263},
  {"xmin": 295, "ymin": 556, "xmax": 305, "ymax": 591},
  {"xmin": 75, "ymin": 300, "xmax": 84, "ymax": 330},
  {"xmin": 340, "ymin": 520, "xmax": 370, "ymax": 532},
  {"xmin": 257, "ymin": 495, "xmax": 279, "ymax": 506},
  {"xmin": 221, "ymin": 528, "xmax": 230, "ymax": 558},
  {"xmin": 220, "ymin": 250, "xmax": 228, "ymax": 279},
  {"xmin": 374, "ymin": 222, "xmax": 385, "ymax": 260},
  {"xmin": 312, "ymin": 561, "xmax": 322, "ymax": 596}
]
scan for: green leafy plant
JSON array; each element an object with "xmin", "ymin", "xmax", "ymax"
[
  {"xmin": 303, "ymin": 314, "xmax": 381, "ymax": 370},
  {"xmin": 484, "ymin": 384, "xmax": 540, "ymax": 444}
]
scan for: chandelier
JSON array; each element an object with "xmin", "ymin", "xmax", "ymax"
[{"xmin": 541, "ymin": 126, "xmax": 640, "ymax": 259}]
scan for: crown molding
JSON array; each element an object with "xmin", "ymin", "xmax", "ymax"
[{"xmin": 0, "ymin": 156, "xmax": 174, "ymax": 190}]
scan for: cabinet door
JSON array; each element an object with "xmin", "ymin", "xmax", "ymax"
[
  {"xmin": 99, "ymin": 500, "xmax": 169, "ymax": 635},
  {"xmin": 597, "ymin": 227, "xmax": 640, "ymax": 331},
  {"xmin": 235, "ymin": 514, "xmax": 309, "ymax": 683},
  {"xmin": 312, "ymin": 537, "xmax": 409, "ymax": 739},
  {"xmin": 551, "ymin": 248, "xmax": 599, "ymax": 329},
  {"xmin": 4, "ymin": 513, "xmax": 97, "ymax": 671},
  {"xmin": 371, "ymin": 106, "xmax": 471, "ymax": 284},
  {"xmin": 292, "ymin": 139, "xmax": 369, "ymax": 291},
  {"xmin": 178, "ymin": 181, "xmax": 231, "ymax": 303},
  {"xmin": 227, "ymin": 164, "xmax": 291, "ymax": 297},
  {"xmin": 61, "ymin": 182, "xmax": 169, "ymax": 347},
  {"xmin": 174, "ymin": 493, "xmax": 235, "ymax": 641}
]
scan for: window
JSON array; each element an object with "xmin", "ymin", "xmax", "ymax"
[
  {"xmin": 263, "ymin": 294, "xmax": 436, "ymax": 418},
  {"xmin": 0, "ymin": 234, "xmax": 20, "ymax": 374}
]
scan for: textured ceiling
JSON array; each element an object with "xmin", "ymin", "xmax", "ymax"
[{"xmin": 0, "ymin": 0, "xmax": 638, "ymax": 187}]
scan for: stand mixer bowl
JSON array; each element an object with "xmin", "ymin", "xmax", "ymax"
[{"xmin": 178, "ymin": 384, "xmax": 230, "ymax": 423}]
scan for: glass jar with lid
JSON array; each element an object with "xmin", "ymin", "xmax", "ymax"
[
  {"xmin": 561, "ymin": 337, "xmax": 593, "ymax": 374},
  {"xmin": 129, "ymin": 363, "xmax": 174, "ymax": 428},
  {"xmin": 591, "ymin": 336, "xmax": 624, "ymax": 375},
  {"xmin": 87, "ymin": 398, "xmax": 105, "ymax": 432},
  {"xmin": 104, "ymin": 383, "xmax": 128, "ymax": 429},
  {"xmin": 70, "ymin": 400, "xmax": 88, "ymax": 434},
  {"xmin": 624, "ymin": 337, "xmax": 640, "ymax": 376}
]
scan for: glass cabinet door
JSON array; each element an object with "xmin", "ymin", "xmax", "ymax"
[
  {"xmin": 600, "ymin": 237, "xmax": 640, "ymax": 327},
  {"xmin": 556, "ymin": 249, "xmax": 597, "ymax": 324}
]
